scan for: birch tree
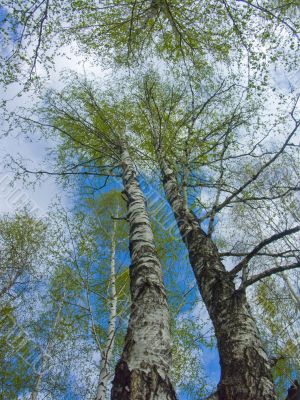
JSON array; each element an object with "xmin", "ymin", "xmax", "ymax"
[
  {"xmin": 29, "ymin": 294, "xmax": 70, "ymax": 400},
  {"xmin": 9, "ymin": 65, "xmax": 300, "ymax": 397},
  {"xmin": 0, "ymin": 211, "xmax": 46, "ymax": 300},
  {"xmin": 45, "ymin": 199, "xmax": 129, "ymax": 400},
  {"xmin": 125, "ymin": 73, "xmax": 300, "ymax": 399},
  {"xmin": 14, "ymin": 79, "xmax": 177, "ymax": 399},
  {"xmin": 82, "ymin": 191, "xmax": 129, "ymax": 400},
  {"xmin": 50, "ymin": 191, "xmax": 208, "ymax": 399},
  {"xmin": 96, "ymin": 216, "xmax": 118, "ymax": 400}
]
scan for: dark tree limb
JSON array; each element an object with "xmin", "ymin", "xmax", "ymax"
[
  {"xmin": 203, "ymin": 118, "xmax": 300, "ymax": 218},
  {"xmin": 230, "ymin": 226, "xmax": 300, "ymax": 276},
  {"xmin": 241, "ymin": 262, "xmax": 300, "ymax": 289}
]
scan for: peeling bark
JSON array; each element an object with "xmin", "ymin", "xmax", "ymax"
[
  {"xmin": 154, "ymin": 148, "xmax": 275, "ymax": 400},
  {"xmin": 111, "ymin": 144, "xmax": 176, "ymax": 400}
]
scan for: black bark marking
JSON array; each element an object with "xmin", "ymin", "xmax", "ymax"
[
  {"xmin": 286, "ymin": 380, "xmax": 300, "ymax": 400},
  {"xmin": 111, "ymin": 361, "xmax": 177, "ymax": 400},
  {"xmin": 111, "ymin": 360, "xmax": 131, "ymax": 400}
]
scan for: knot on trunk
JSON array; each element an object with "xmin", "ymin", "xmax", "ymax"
[{"xmin": 111, "ymin": 361, "xmax": 177, "ymax": 400}]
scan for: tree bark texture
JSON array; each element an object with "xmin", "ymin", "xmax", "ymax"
[
  {"xmin": 155, "ymin": 149, "xmax": 275, "ymax": 400},
  {"xmin": 111, "ymin": 145, "xmax": 176, "ymax": 400}
]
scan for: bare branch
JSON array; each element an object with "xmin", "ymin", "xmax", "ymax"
[
  {"xmin": 230, "ymin": 226, "xmax": 300, "ymax": 276},
  {"xmin": 242, "ymin": 262, "xmax": 300, "ymax": 289},
  {"xmin": 29, "ymin": 0, "xmax": 50, "ymax": 80},
  {"xmin": 204, "ymin": 119, "xmax": 300, "ymax": 218},
  {"xmin": 11, "ymin": 158, "xmax": 120, "ymax": 179},
  {"xmin": 221, "ymin": 250, "xmax": 297, "ymax": 258}
]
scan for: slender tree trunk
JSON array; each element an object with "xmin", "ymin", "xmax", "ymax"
[
  {"xmin": 31, "ymin": 298, "xmax": 64, "ymax": 400},
  {"xmin": 0, "ymin": 269, "xmax": 22, "ymax": 298},
  {"xmin": 280, "ymin": 273, "xmax": 300, "ymax": 309},
  {"xmin": 111, "ymin": 144, "xmax": 176, "ymax": 400},
  {"xmin": 31, "ymin": 373, "xmax": 43, "ymax": 400},
  {"xmin": 96, "ymin": 219, "xmax": 118, "ymax": 400},
  {"xmin": 155, "ymin": 149, "xmax": 275, "ymax": 400}
]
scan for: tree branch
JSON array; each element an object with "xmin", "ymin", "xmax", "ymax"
[
  {"xmin": 230, "ymin": 226, "xmax": 300, "ymax": 276},
  {"xmin": 236, "ymin": 0, "xmax": 300, "ymax": 41},
  {"xmin": 204, "ymin": 120, "xmax": 300, "ymax": 217},
  {"xmin": 29, "ymin": 0, "xmax": 50, "ymax": 80},
  {"xmin": 220, "ymin": 250, "xmax": 297, "ymax": 258},
  {"xmin": 242, "ymin": 262, "xmax": 300, "ymax": 289}
]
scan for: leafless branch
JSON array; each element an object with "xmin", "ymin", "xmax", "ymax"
[
  {"xmin": 202, "ymin": 118, "xmax": 300, "ymax": 219},
  {"xmin": 230, "ymin": 226, "xmax": 300, "ymax": 276},
  {"xmin": 242, "ymin": 262, "xmax": 300, "ymax": 289}
]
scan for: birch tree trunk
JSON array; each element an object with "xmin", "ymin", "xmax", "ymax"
[
  {"xmin": 96, "ymin": 219, "xmax": 118, "ymax": 400},
  {"xmin": 31, "ymin": 373, "xmax": 43, "ymax": 400},
  {"xmin": 111, "ymin": 144, "xmax": 176, "ymax": 400},
  {"xmin": 155, "ymin": 149, "xmax": 275, "ymax": 400},
  {"xmin": 31, "ymin": 297, "xmax": 64, "ymax": 400},
  {"xmin": 280, "ymin": 273, "xmax": 300, "ymax": 309},
  {"xmin": 0, "ymin": 269, "xmax": 22, "ymax": 298}
]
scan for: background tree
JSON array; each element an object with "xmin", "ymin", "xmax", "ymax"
[
  {"xmin": 0, "ymin": 303, "xmax": 36, "ymax": 399},
  {"xmin": 0, "ymin": 211, "xmax": 46, "ymax": 300},
  {"xmin": 254, "ymin": 275, "xmax": 300, "ymax": 399},
  {"xmin": 48, "ymin": 196, "xmax": 130, "ymax": 400}
]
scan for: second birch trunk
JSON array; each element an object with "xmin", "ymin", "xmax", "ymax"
[{"xmin": 155, "ymin": 146, "xmax": 275, "ymax": 400}]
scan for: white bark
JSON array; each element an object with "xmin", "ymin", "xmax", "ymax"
[
  {"xmin": 96, "ymin": 219, "xmax": 118, "ymax": 400},
  {"xmin": 31, "ymin": 298, "xmax": 64, "ymax": 400},
  {"xmin": 111, "ymin": 143, "xmax": 176, "ymax": 399},
  {"xmin": 280, "ymin": 273, "xmax": 300, "ymax": 309}
]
